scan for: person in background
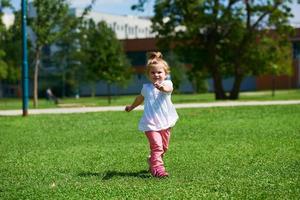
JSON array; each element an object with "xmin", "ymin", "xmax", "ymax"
[{"xmin": 46, "ymin": 88, "xmax": 58, "ymax": 104}]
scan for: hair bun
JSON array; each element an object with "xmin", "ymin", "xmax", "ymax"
[{"xmin": 148, "ymin": 52, "xmax": 163, "ymax": 60}]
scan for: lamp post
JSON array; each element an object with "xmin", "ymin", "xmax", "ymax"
[{"xmin": 21, "ymin": 0, "xmax": 29, "ymax": 116}]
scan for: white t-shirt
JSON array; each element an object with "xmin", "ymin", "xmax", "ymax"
[{"xmin": 138, "ymin": 80, "xmax": 179, "ymax": 132}]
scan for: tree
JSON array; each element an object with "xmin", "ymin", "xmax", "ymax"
[
  {"xmin": 0, "ymin": 0, "xmax": 19, "ymax": 97},
  {"xmin": 0, "ymin": 50, "xmax": 8, "ymax": 80},
  {"xmin": 28, "ymin": 0, "xmax": 95, "ymax": 107},
  {"xmin": 79, "ymin": 19, "xmax": 131, "ymax": 103},
  {"xmin": 0, "ymin": 0, "xmax": 12, "ymax": 81},
  {"xmin": 2, "ymin": 10, "xmax": 23, "ymax": 83},
  {"xmin": 52, "ymin": 15, "xmax": 83, "ymax": 97},
  {"xmin": 133, "ymin": 0, "xmax": 296, "ymax": 99},
  {"xmin": 164, "ymin": 51, "xmax": 186, "ymax": 93}
]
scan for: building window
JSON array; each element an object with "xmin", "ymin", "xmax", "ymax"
[
  {"xmin": 113, "ymin": 22, "xmax": 117, "ymax": 31},
  {"xmin": 127, "ymin": 51, "xmax": 147, "ymax": 66},
  {"xmin": 293, "ymin": 42, "xmax": 300, "ymax": 59}
]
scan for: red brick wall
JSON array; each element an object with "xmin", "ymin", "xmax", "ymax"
[
  {"xmin": 121, "ymin": 38, "xmax": 159, "ymax": 74},
  {"xmin": 256, "ymin": 62, "xmax": 299, "ymax": 90},
  {"xmin": 121, "ymin": 38, "xmax": 158, "ymax": 52}
]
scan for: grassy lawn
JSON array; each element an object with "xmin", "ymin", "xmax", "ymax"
[
  {"xmin": 0, "ymin": 89, "xmax": 300, "ymax": 110},
  {"xmin": 0, "ymin": 105, "xmax": 299, "ymax": 199}
]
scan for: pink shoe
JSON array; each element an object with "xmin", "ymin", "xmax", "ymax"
[{"xmin": 151, "ymin": 168, "xmax": 169, "ymax": 178}]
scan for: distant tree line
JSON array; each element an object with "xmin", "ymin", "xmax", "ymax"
[
  {"xmin": 0, "ymin": 0, "xmax": 131, "ymax": 106},
  {"xmin": 1, "ymin": 0, "xmax": 299, "ymax": 104}
]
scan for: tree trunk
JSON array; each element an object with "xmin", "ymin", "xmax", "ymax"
[
  {"xmin": 229, "ymin": 74, "xmax": 243, "ymax": 99},
  {"xmin": 211, "ymin": 66, "xmax": 227, "ymax": 100},
  {"xmin": 33, "ymin": 47, "xmax": 42, "ymax": 108},
  {"xmin": 206, "ymin": 33, "xmax": 227, "ymax": 100}
]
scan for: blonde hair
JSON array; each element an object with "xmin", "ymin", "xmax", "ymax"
[{"xmin": 146, "ymin": 52, "xmax": 170, "ymax": 76}]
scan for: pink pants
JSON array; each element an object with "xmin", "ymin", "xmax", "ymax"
[{"xmin": 145, "ymin": 128, "xmax": 171, "ymax": 172}]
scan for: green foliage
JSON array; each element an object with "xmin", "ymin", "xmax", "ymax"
[
  {"xmin": 28, "ymin": 0, "xmax": 96, "ymax": 50},
  {"xmin": 131, "ymin": 0, "xmax": 148, "ymax": 12},
  {"xmin": 144, "ymin": 0, "xmax": 297, "ymax": 99},
  {"xmin": 0, "ymin": 0, "xmax": 12, "ymax": 13},
  {"xmin": 28, "ymin": 0, "xmax": 73, "ymax": 106},
  {"xmin": 29, "ymin": 0, "xmax": 69, "ymax": 47},
  {"xmin": 164, "ymin": 51, "xmax": 186, "ymax": 92},
  {"xmin": 28, "ymin": 0, "xmax": 95, "ymax": 106},
  {"xmin": 1, "ymin": 10, "xmax": 23, "ymax": 82},
  {"xmin": 52, "ymin": 15, "xmax": 84, "ymax": 97},
  {"xmin": 79, "ymin": 20, "xmax": 132, "ymax": 89},
  {"xmin": 245, "ymin": 35, "xmax": 293, "ymax": 76},
  {"xmin": 0, "ymin": 0, "xmax": 12, "ymax": 81},
  {"xmin": 0, "ymin": 50, "xmax": 8, "ymax": 79},
  {"xmin": 0, "ymin": 105, "xmax": 299, "ymax": 199},
  {"xmin": 187, "ymin": 70, "xmax": 208, "ymax": 93}
]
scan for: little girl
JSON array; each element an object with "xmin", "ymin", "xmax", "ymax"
[{"xmin": 125, "ymin": 52, "xmax": 179, "ymax": 178}]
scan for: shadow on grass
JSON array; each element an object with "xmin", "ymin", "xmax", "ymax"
[{"xmin": 78, "ymin": 170, "xmax": 151, "ymax": 180}]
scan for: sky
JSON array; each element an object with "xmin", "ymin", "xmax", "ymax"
[
  {"xmin": 5, "ymin": 0, "xmax": 300, "ymax": 26},
  {"xmin": 8, "ymin": 0, "xmax": 155, "ymax": 16}
]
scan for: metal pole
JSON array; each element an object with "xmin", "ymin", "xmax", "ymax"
[{"xmin": 21, "ymin": 0, "xmax": 29, "ymax": 116}]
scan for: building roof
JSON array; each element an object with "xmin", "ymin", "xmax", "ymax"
[{"xmin": 72, "ymin": 8, "xmax": 156, "ymax": 40}]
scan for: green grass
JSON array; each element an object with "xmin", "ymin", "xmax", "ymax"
[
  {"xmin": 0, "ymin": 105, "xmax": 299, "ymax": 199},
  {"xmin": 1, "ymin": 89, "xmax": 300, "ymax": 110}
]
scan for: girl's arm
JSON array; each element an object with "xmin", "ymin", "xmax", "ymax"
[{"xmin": 125, "ymin": 94, "xmax": 144, "ymax": 112}]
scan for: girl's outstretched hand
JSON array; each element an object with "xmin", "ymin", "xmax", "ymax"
[
  {"xmin": 154, "ymin": 81, "xmax": 173, "ymax": 93},
  {"xmin": 154, "ymin": 81, "xmax": 163, "ymax": 90},
  {"xmin": 125, "ymin": 105, "xmax": 133, "ymax": 112}
]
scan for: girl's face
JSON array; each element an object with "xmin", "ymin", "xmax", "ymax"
[{"xmin": 149, "ymin": 64, "xmax": 167, "ymax": 84}]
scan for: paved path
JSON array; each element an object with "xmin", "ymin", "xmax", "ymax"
[{"xmin": 0, "ymin": 100, "xmax": 300, "ymax": 116}]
